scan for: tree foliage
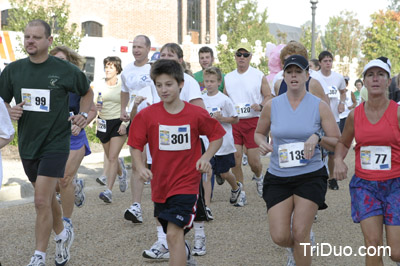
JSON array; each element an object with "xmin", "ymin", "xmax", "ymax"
[
  {"xmin": 5, "ymin": 0, "xmax": 81, "ymax": 52},
  {"xmin": 299, "ymin": 21, "xmax": 323, "ymax": 59},
  {"xmin": 361, "ymin": 10, "xmax": 400, "ymax": 74},
  {"xmin": 216, "ymin": 0, "xmax": 275, "ymax": 74},
  {"xmin": 323, "ymin": 11, "xmax": 363, "ymax": 60},
  {"xmin": 388, "ymin": 0, "xmax": 400, "ymax": 11}
]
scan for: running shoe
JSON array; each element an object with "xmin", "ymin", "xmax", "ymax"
[
  {"xmin": 254, "ymin": 175, "xmax": 264, "ymax": 197},
  {"xmin": 192, "ymin": 235, "xmax": 206, "ymax": 256},
  {"xmin": 55, "ymin": 225, "xmax": 74, "ymax": 266},
  {"xmin": 205, "ymin": 207, "xmax": 214, "ymax": 220},
  {"xmin": 74, "ymin": 178, "xmax": 85, "ymax": 208},
  {"xmin": 99, "ymin": 189, "xmax": 112, "ymax": 203},
  {"xmin": 328, "ymin": 179, "xmax": 339, "ymax": 190},
  {"xmin": 142, "ymin": 240, "xmax": 170, "ymax": 259},
  {"xmin": 230, "ymin": 182, "xmax": 242, "ymax": 204},
  {"xmin": 311, "ymin": 229, "xmax": 316, "ymax": 253},
  {"xmin": 215, "ymin": 173, "xmax": 225, "ymax": 185},
  {"xmin": 286, "ymin": 248, "xmax": 295, "ymax": 266},
  {"xmin": 242, "ymin": 154, "xmax": 248, "ymax": 166},
  {"xmin": 96, "ymin": 175, "xmax": 107, "ymax": 186},
  {"xmin": 185, "ymin": 240, "xmax": 197, "ymax": 266},
  {"xmin": 234, "ymin": 191, "xmax": 247, "ymax": 207},
  {"xmin": 26, "ymin": 254, "xmax": 45, "ymax": 266},
  {"xmin": 118, "ymin": 158, "xmax": 128, "ymax": 192},
  {"xmin": 124, "ymin": 203, "xmax": 143, "ymax": 223}
]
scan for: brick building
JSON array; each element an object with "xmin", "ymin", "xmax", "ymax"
[{"xmin": 0, "ymin": 0, "xmax": 218, "ymax": 46}]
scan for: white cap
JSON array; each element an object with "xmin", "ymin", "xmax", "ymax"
[{"xmin": 362, "ymin": 58, "xmax": 391, "ymax": 78}]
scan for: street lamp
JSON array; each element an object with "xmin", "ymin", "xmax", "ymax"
[{"xmin": 310, "ymin": 0, "xmax": 318, "ymax": 59}]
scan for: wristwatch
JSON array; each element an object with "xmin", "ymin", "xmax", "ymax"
[
  {"xmin": 78, "ymin": 112, "xmax": 88, "ymax": 119},
  {"xmin": 259, "ymin": 104, "xmax": 264, "ymax": 111},
  {"xmin": 314, "ymin": 132, "xmax": 322, "ymax": 143}
]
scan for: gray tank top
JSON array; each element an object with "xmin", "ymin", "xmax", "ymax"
[{"xmin": 269, "ymin": 92, "xmax": 323, "ymax": 177}]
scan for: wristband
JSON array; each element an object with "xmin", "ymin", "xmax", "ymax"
[
  {"xmin": 314, "ymin": 132, "xmax": 322, "ymax": 143},
  {"xmin": 259, "ymin": 104, "xmax": 263, "ymax": 111}
]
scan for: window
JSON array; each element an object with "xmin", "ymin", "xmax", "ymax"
[
  {"xmin": 178, "ymin": 0, "xmax": 182, "ymax": 43},
  {"xmin": 83, "ymin": 57, "xmax": 95, "ymax": 82},
  {"xmin": 82, "ymin": 21, "xmax": 102, "ymax": 37},
  {"xmin": 1, "ymin": 9, "xmax": 12, "ymax": 29},
  {"xmin": 187, "ymin": 0, "xmax": 201, "ymax": 43}
]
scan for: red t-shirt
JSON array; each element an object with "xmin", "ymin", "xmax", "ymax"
[
  {"xmin": 355, "ymin": 100, "xmax": 400, "ymax": 181},
  {"xmin": 128, "ymin": 101, "xmax": 226, "ymax": 203}
]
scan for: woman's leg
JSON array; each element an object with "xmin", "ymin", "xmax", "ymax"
[
  {"xmin": 105, "ymin": 135, "xmax": 127, "ymax": 190},
  {"xmin": 360, "ymin": 216, "xmax": 384, "ymax": 266},
  {"xmin": 268, "ymin": 196, "xmax": 294, "ymax": 247},
  {"xmin": 386, "ymin": 225, "xmax": 400, "ymax": 263}
]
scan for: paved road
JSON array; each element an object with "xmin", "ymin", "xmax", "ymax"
[{"xmin": 0, "ymin": 150, "xmax": 396, "ymax": 265}]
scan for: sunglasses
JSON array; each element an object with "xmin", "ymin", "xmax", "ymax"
[{"xmin": 236, "ymin": 52, "xmax": 251, "ymax": 58}]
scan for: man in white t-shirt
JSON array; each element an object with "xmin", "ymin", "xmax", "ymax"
[
  {"xmin": 318, "ymin": 51, "xmax": 346, "ymax": 190},
  {"xmin": 224, "ymin": 43, "xmax": 272, "ymax": 206},
  {"xmin": 120, "ymin": 35, "xmax": 155, "ymax": 224}
]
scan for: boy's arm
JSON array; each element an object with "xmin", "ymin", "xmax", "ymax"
[
  {"xmin": 131, "ymin": 147, "xmax": 153, "ymax": 181},
  {"xmin": 213, "ymin": 113, "xmax": 238, "ymax": 124},
  {"xmin": 196, "ymin": 138, "xmax": 223, "ymax": 173}
]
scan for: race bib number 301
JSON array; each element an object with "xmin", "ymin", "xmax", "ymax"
[
  {"xmin": 360, "ymin": 146, "xmax": 391, "ymax": 170},
  {"xmin": 159, "ymin": 124, "xmax": 191, "ymax": 151},
  {"xmin": 278, "ymin": 142, "xmax": 309, "ymax": 168},
  {"xmin": 21, "ymin": 88, "xmax": 50, "ymax": 112}
]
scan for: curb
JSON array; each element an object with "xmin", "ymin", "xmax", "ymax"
[{"xmin": 0, "ymin": 148, "xmax": 130, "ymax": 203}]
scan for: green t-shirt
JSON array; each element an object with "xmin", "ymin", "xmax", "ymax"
[
  {"xmin": 194, "ymin": 70, "xmax": 225, "ymax": 93},
  {"xmin": 0, "ymin": 56, "xmax": 90, "ymax": 159}
]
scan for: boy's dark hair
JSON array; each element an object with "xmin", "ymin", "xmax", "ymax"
[
  {"xmin": 318, "ymin": 51, "xmax": 333, "ymax": 62},
  {"xmin": 150, "ymin": 59, "xmax": 184, "ymax": 84},
  {"xmin": 198, "ymin": 46, "xmax": 214, "ymax": 57},
  {"xmin": 354, "ymin": 79, "xmax": 363, "ymax": 87},
  {"xmin": 103, "ymin": 56, "xmax": 123, "ymax": 74},
  {"xmin": 203, "ymin": 66, "xmax": 222, "ymax": 81},
  {"xmin": 310, "ymin": 59, "xmax": 320, "ymax": 70}
]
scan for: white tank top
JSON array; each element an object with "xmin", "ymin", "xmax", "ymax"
[{"xmin": 225, "ymin": 66, "xmax": 264, "ymax": 119}]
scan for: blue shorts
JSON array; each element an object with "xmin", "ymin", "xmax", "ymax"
[
  {"xmin": 350, "ymin": 175, "xmax": 400, "ymax": 225},
  {"xmin": 70, "ymin": 129, "xmax": 91, "ymax": 156},
  {"xmin": 154, "ymin": 194, "xmax": 198, "ymax": 234},
  {"xmin": 211, "ymin": 153, "xmax": 235, "ymax": 174}
]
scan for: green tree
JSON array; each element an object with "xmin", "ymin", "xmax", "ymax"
[
  {"xmin": 323, "ymin": 11, "xmax": 363, "ymax": 60},
  {"xmin": 299, "ymin": 21, "xmax": 323, "ymax": 59},
  {"xmin": 361, "ymin": 10, "xmax": 400, "ymax": 74},
  {"xmin": 216, "ymin": 0, "xmax": 275, "ymax": 74},
  {"xmin": 5, "ymin": 0, "xmax": 81, "ymax": 52},
  {"xmin": 388, "ymin": 0, "xmax": 400, "ymax": 11}
]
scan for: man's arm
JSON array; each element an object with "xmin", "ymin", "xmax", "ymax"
[
  {"xmin": 120, "ymin": 91, "xmax": 130, "ymax": 121},
  {"xmin": 260, "ymin": 76, "xmax": 272, "ymax": 106},
  {"xmin": 72, "ymin": 87, "xmax": 93, "ymax": 128}
]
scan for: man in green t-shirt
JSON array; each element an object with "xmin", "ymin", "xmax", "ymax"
[
  {"xmin": 193, "ymin": 46, "xmax": 225, "ymax": 93},
  {"xmin": 0, "ymin": 19, "xmax": 93, "ymax": 266}
]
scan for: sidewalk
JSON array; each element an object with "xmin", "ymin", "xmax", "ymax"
[{"xmin": 0, "ymin": 148, "xmax": 130, "ymax": 202}]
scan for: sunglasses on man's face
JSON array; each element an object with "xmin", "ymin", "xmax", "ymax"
[{"xmin": 236, "ymin": 52, "xmax": 251, "ymax": 58}]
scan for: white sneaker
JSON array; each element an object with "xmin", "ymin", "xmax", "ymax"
[
  {"xmin": 205, "ymin": 207, "xmax": 214, "ymax": 220},
  {"xmin": 192, "ymin": 235, "xmax": 206, "ymax": 256},
  {"xmin": 96, "ymin": 175, "xmax": 107, "ymax": 186},
  {"xmin": 254, "ymin": 175, "xmax": 264, "ymax": 197},
  {"xmin": 99, "ymin": 189, "xmax": 112, "ymax": 203},
  {"xmin": 142, "ymin": 240, "xmax": 170, "ymax": 259},
  {"xmin": 74, "ymin": 178, "xmax": 85, "ymax": 208},
  {"xmin": 230, "ymin": 182, "xmax": 242, "ymax": 204},
  {"xmin": 234, "ymin": 191, "xmax": 247, "ymax": 207},
  {"xmin": 242, "ymin": 154, "xmax": 248, "ymax": 166},
  {"xmin": 55, "ymin": 225, "xmax": 74, "ymax": 266},
  {"xmin": 118, "ymin": 158, "xmax": 128, "ymax": 192},
  {"xmin": 27, "ymin": 254, "xmax": 45, "ymax": 266},
  {"xmin": 286, "ymin": 247, "xmax": 295, "ymax": 266},
  {"xmin": 124, "ymin": 203, "xmax": 143, "ymax": 223},
  {"xmin": 310, "ymin": 229, "xmax": 316, "ymax": 253}
]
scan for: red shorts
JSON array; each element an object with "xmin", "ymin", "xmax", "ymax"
[{"xmin": 232, "ymin": 117, "xmax": 259, "ymax": 149}]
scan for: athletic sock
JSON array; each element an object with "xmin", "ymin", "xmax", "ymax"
[
  {"xmin": 194, "ymin": 221, "xmax": 205, "ymax": 238},
  {"xmin": 56, "ymin": 228, "xmax": 67, "ymax": 241},
  {"xmin": 34, "ymin": 250, "xmax": 46, "ymax": 260},
  {"xmin": 157, "ymin": 226, "xmax": 168, "ymax": 248}
]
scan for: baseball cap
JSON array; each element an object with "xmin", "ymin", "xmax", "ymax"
[
  {"xmin": 362, "ymin": 57, "xmax": 391, "ymax": 78},
  {"xmin": 236, "ymin": 42, "xmax": 252, "ymax": 53},
  {"xmin": 283, "ymin": 55, "xmax": 309, "ymax": 71},
  {"xmin": 149, "ymin": 52, "xmax": 160, "ymax": 64}
]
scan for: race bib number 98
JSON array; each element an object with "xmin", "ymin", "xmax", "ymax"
[
  {"xmin": 159, "ymin": 124, "xmax": 191, "ymax": 151},
  {"xmin": 278, "ymin": 142, "xmax": 308, "ymax": 168},
  {"xmin": 360, "ymin": 146, "xmax": 391, "ymax": 170},
  {"xmin": 21, "ymin": 88, "xmax": 50, "ymax": 112}
]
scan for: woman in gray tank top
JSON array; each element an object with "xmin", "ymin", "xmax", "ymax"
[{"xmin": 254, "ymin": 55, "xmax": 340, "ymax": 266}]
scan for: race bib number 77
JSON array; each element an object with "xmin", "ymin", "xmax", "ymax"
[{"xmin": 360, "ymin": 146, "xmax": 391, "ymax": 170}]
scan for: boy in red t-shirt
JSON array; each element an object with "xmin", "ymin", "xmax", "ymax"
[{"xmin": 128, "ymin": 59, "xmax": 225, "ymax": 266}]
